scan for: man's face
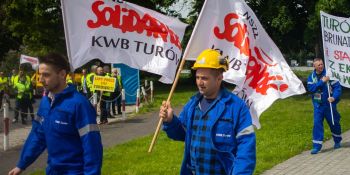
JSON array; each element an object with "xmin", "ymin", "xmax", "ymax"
[
  {"xmin": 314, "ymin": 60, "xmax": 324, "ymax": 73},
  {"xmin": 196, "ymin": 68, "xmax": 222, "ymax": 99},
  {"xmin": 82, "ymin": 69, "xmax": 87, "ymax": 75},
  {"xmin": 96, "ymin": 67, "xmax": 104, "ymax": 75},
  {"xmin": 103, "ymin": 66, "xmax": 110, "ymax": 74},
  {"xmin": 112, "ymin": 70, "xmax": 118, "ymax": 77},
  {"xmin": 39, "ymin": 63, "xmax": 66, "ymax": 93},
  {"xmin": 0, "ymin": 72, "xmax": 3, "ymax": 77},
  {"xmin": 19, "ymin": 70, "xmax": 24, "ymax": 76}
]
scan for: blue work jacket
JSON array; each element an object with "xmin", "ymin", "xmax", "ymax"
[
  {"xmin": 163, "ymin": 88, "xmax": 256, "ymax": 175},
  {"xmin": 307, "ymin": 69, "xmax": 342, "ymax": 107},
  {"xmin": 17, "ymin": 84, "xmax": 103, "ymax": 175}
]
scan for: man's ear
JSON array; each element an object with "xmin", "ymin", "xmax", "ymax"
[{"xmin": 59, "ymin": 69, "xmax": 67, "ymax": 80}]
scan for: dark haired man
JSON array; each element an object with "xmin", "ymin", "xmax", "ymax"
[
  {"xmin": 159, "ymin": 49, "xmax": 256, "ymax": 174},
  {"xmin": 9, "ymin": 53, "xmax": 103, "ymax": 175}
]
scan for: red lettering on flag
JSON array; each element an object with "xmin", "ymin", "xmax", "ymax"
[
  {"xmin": 214, "ymin": 12, "xmax": 289, "ymax": 95},
  {"xmin": 87, "ymin": 1, "xmax": 182, "ymax": 50}
]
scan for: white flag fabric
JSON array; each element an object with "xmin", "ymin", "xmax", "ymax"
[
  {"xmin": 20, "ymin": 54, "xmax": 39, "ymax": 70},
  {"xmin": 320, "ymin": 11, "xmax": 350, "ymax": 88},
  {"xmin": 184, "ymin": 0, "xmax": 306, "ymax": 128},
  {"xmin": 61, "ymin": 0, "xmax": 187, "ymax": 83}
]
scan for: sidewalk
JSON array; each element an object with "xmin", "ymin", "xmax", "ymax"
[
  {"xmin": 0, "ymin": 104, "xmax": 182, "ymax": 175},
  {"xmin": 262, "ymin": 130, "xmax": 350, "ymax": 175},
  {"xmin": 0, "ymin": 104, "xmax": 136, "ymax": 151}
]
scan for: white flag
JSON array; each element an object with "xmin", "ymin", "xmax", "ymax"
[
  {"xmin": 320, "ymin": 11, "xmax": 350, "ymax": 88},
  {"xmin": 61, "ymin": 0, "xmax": 187, "ymax": 83},
  {"xmin": 184, "ymin": 0, "xmax": 306, "ymax": 128},
  {"xmin": 20, "ymin": 54, "xmax": 39, "ymax": 70}
]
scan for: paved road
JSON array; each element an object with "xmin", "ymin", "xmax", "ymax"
[{"xmin": 0, "ymin": 99, "xmax": 182, "ymax": 175}]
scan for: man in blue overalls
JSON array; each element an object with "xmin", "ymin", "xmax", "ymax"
[
  {"xmin": 8, "ymin": 53, "xmax": 102, "ymax": 175},
  {"xmin": 307, "ymin": 57, "xmax": 342, "ymax": 154},
  {"xmin": 159, "ymin": 49, "xmax": 256, "ymax": 175}
]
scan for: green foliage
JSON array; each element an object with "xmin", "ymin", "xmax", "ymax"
[
  {"xmin": 3, "ymin": 0, "xmax": 65, "ymax": 55},
  {"xmin": 271, "ymin": 6, "xmax": 295, "ymax": 34}
]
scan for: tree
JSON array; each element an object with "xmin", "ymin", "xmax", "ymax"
[
  {"xmin": 306, "ymin": 0, "xmax": 350, "ymax": 57},
  {"xmin": 1, "ymin": 0, "xmax": 179, "ymax": 57},
  {"xmin": 0, "ymin": 1, "xmax": 20, "ymax": 63}
]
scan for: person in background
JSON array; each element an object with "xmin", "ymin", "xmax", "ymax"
[
  {"xmin": 96, "ymin": 66, "xmax": 109, "ymax": 124},
  {"xmin": 9, "ymin": 69, "xmax": 17, "ymax": 87},
  {"xmin": 80, "ymin": 68, "xmax": 89, "ymax": 98},
  {"xmin": 103, "ymin": 65, "xmax": 114, "ymax": 119},
  {"xmin": 307, "ymin": 57, "xmax": 342, "ymax": 154},
  {"xmin": 12, "ymin": 68, "xmax": 31, "ymax": 124},
  {"xmin": 8, "ymin": 53, "xmax": 103, "ymax": 175},
  {"xmin": 86, "ymin": 65, "xmax": 97, "ymax": 98},
  {"xmin": 111, "ymin": 68, "xmax": 122, "ymax": 116},
  {"xmin": 0, "ymin": 71, "xmax": 8, "ymax": 108},
  {"xmin": 159, "ymin": 49, "xmax": 256, "ymax": 174}
]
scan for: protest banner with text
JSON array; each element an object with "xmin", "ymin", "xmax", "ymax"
[
  {"xmin": 61, "ymin": 0, "xmax": 187, "ymax": 83},
  {"xmin": 321, "ymin": 11, "xmax": 350, "ymax": 88}
]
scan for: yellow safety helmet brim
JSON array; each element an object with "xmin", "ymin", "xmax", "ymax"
[{"xmin": 191, "ymin": 49, "xmax": 228, "ymax": 71}]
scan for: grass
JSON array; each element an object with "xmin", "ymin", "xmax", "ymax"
[
  {"xmin": 31, "ymin": 72, "xmax": 350, "ymax": 175},
  {"xmin": 293, "ymin": 70, "xmax": 313, "ymax": 79},
  {"xmin": 136, "ymin": 78, "xmax": 197, "ymax": 114},
  {"xmin": 98, "ymin": 90, "xmax": 350, "ymax": 175}
]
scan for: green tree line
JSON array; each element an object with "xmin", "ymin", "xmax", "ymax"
[{"xmin": 1, "ymin": 0, "xmax": 349, "ymax": 72}]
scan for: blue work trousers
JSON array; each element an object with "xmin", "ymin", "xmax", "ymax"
[{"xmin": 313, "ymin": 103, "xmax": 342, "ymax": 150}]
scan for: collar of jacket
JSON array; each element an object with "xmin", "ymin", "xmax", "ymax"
[
  {"xmin": 47, "ymin": 84, "xmax": 76, "ymax": 106},
  {"xmin": 313, "ymin": 68, "xmax": 326, "ymax": 77}
]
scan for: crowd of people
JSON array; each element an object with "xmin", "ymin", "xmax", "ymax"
[
  {"xmin": 0, "ymin": 62, "xmax": 123, "ymax": 126},
  {"xmin": 81, "ymin": 64, "xmax": 123, "ymax": 125},
  {"xmin": 0, "ymin": 68, "xmax": 35, "ymax": 125}
]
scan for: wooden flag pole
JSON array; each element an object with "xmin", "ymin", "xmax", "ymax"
[
  {"xmin": 148, "ymin": 0, "xmax": 209, "ymax": 153},
  {"xmin": 147, "ymin": 54, "xmax": 187, "ymax": 153}
]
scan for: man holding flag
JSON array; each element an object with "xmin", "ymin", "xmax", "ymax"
[
  {"xmin": 159, "ymin": 49, "xmax": 256, "ymax": 175},
  {"xmin": 307, "ymin": 58, "xmax": 342, "ymax": 154}
]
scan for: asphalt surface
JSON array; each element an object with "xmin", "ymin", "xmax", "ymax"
[{"xmin": 0, "ymin": 97, "xmax": 182, "ymax": 174}]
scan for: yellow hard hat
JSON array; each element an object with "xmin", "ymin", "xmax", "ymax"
[{"xmin": 191, "ymin": 49, "xmax": 228, "ymax": 71}]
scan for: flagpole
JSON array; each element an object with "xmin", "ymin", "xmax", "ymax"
[
  {"xmin": 148, "ymin": 0, "xmax": 209, "ymax": 153},
  {"xmin": 60, "ymin": 0, "xmax": 73, "ymax": 70},
  {"xmin": 326, "ymin": 82, "xmax": 335, "ymax": 125}
]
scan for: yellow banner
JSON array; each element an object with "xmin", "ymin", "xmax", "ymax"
[{"xmin": 93, "ymin": 75, "xmax": 116, "ymax": 92}]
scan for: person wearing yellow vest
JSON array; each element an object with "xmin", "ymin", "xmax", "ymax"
[
  {"xmin": 9, "ymin": 69, "xmax": 17, "ymax": 87},
  {"xmin": 96, "ymin": 66, "xmax": 110, "ymax": 124},
  {"xmin": 0, "ymin": 71, "xmax": 8, "ymax": 108},
  {"xmin": 111, "ymin": 68, "xmax": 123, "ymax": 116},
  {"xmin": 103, "ymin": 65, "xmax": 114, "ymax": 119},
  {"xmin": 86, "ymin": 65, "xmax": 97, "ymax": 96},
  {"xmin": 66, "ymin": 73, "xmax": 73, "ymax": 84},
  {"xmin": 80, "ymin": 69, "xmax": 89, "ymax": 98},
  {"xmin": 13, "ymin": 69, "xmax": 32, "ymax": 124}
]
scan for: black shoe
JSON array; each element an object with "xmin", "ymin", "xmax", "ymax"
[
  {"xmin": 22, "ymin": 120, "xmax": 27, "ymax": 125},
  {"xmin": 107, "ymin": 115, "xmax": 115, "ymax": 118},
  {"xmin": 98, "ymin": 120, "xmax": 108, "ymax": 125}
]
